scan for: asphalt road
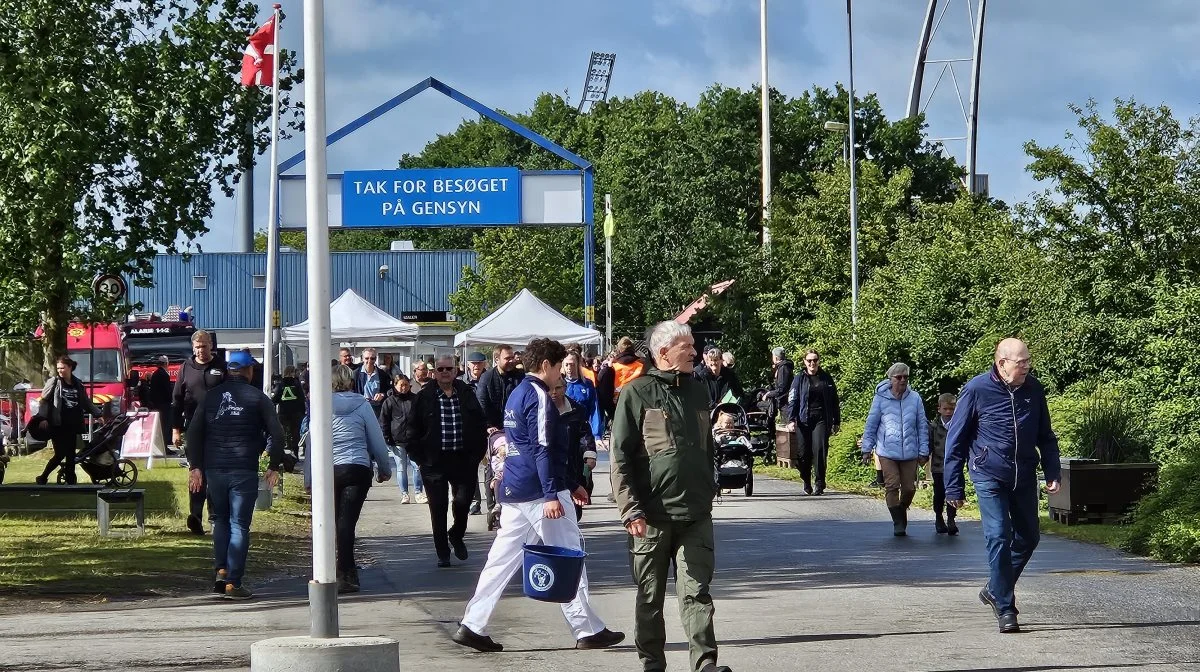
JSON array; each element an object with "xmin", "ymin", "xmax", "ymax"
[{"xmin": 3, "ymin": 460, "xmax": 1199, "ymax": 672}]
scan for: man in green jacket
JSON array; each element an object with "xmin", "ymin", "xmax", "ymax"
[{"xmin": 610, "ymin": 321, "xmax": 732, "ymax": 672}]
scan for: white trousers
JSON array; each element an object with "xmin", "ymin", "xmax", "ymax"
[{"xmin": 460, "ymin": 489, "xmax": 606, "ymax": 639}]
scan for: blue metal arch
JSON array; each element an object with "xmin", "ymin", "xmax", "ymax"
[
  {"xmin": 277, "ymin": 77, "xmax": 596, "ymax": 327},
  {"xmin": 278, "ymin": 77, "xmax": 592, "ymax": 174}
]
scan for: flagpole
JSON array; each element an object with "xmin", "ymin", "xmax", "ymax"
[
  {"xmin": 303, "ymin": 0, "xmax": 338, "ymax": 640},
  {"xmin": 261, "ymin": 5, "xmax": 282, "ymax": 392},
  {"xmin": 604, "ymin": 194, "xmax": 613, "ymax": 353},
  {"xmin": 760, "ymin": 0, "xmax": 772, "ymax": 247}
]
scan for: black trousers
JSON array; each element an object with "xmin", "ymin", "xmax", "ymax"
[
  {"xmin": 40, "ymin": 428, "xmax": 80, "ymax": 484},
  {"xmin": 797, "ymin": 419, "xmax": 829, "ymax": 489},
  {"xmin": 932, "ymin": 471, "xmax": 956, "ymax": 518},
  {"xmin": 420, "ymin": 454, "xmax": 477, "ymax": 560},
  {"xmin": 334, "ymin": 464, "xmax": 373, "ymax": 575},
  {"xmin": 280, "ymin": 414, "xmax": 303, "ymax": 458}
]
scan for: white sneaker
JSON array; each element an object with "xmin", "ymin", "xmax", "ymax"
[
  {"xmin": 399, "ymin": 493, "xmax": 410, "ymax": 505},
  {"xmin": 415, "ymin": 492, "xmax": 427, "ymax": 504}
]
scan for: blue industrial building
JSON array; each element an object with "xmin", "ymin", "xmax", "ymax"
[{"xmin": 126, "ymin": 250, "xmax": 477, "ymax": 354}]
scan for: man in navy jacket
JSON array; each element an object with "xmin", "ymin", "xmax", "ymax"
[
  {"xmin": 945, "ymin": 338, "xmax": 1061, "ymax": 634},
  {"xmin": 454, "ymin": 338, "xmax": 623, "ymax": 654}
]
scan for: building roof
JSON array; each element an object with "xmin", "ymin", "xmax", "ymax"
[{"xmin": 125, "ymin": 250, "xmax": 477, "ymax": 331}]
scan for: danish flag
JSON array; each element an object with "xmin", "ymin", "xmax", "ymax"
[{"xmin": 240, "ymin": 15, "xmax": 276, "ymax": 87}]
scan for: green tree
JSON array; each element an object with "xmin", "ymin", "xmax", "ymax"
[{"xmin": 0, "ymin": 0, "xmax": 298, "ymax": 373}]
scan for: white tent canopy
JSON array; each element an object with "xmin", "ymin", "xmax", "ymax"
[
  {"xmin": 282, "ymin": 289, "xmax": 418, "ymax": 344},
  {"xmin": 454, "ymin": 289, "xmax": 601, "ymax": 347}
]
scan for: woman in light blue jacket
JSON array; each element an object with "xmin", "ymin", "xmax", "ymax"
[
  {"xmin": 861, "ymin": 362, "xmax": 929, "ymax": 536},
  {"xmin": 305, "ymin": 364, "xmax": 392, "ymax": 593}
]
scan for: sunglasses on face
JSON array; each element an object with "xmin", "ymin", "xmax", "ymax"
[
  {"xmin": 805, "ymin": 358, "xmax": 819, "ymax": 364},
  {"xmin": 435, "ymin": 366, "xmax": 455, "ymax": 373},
  {"xmin": 892, "ymin": 375, "xmax": 909, "ymax": 380}
]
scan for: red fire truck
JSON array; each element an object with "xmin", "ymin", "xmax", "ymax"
[{"xmin": 23, "ymin": 312, "xmax": 209, "ymax": 436}]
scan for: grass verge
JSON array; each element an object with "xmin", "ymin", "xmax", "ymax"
[
  {"xmin": 0, "ymin": 450, "xmax": 311, "ymax": 598},
  {"xmin": 757, "ymin": 462, "xmax": 1136, "ymax": 552}
]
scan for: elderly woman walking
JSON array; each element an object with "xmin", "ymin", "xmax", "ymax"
[
  {"xmin": 306, "ymin": 364, "xmax": 393, "ymax": 593},
  {"xmin": 861, "ymin": 363, "xmax": 929, "ymax": 536}
]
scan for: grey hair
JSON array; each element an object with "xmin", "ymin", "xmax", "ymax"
[
  {"xmin": 886, "ymin": 362, "xmax": 910, "ymax": 378},
  {"xmin": 648, "ymin": 321, "xmax": 692, "ymax": 356},
  {"xmin": 361, "ymin": 347, "xmax": 377, "ymax": 358},
  {"xmin": 331, "ymin": 364, "xmax": 355, "ymax": 392}
]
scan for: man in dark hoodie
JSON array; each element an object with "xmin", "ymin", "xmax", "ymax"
[
  {"xmin": 693, "ymin": 346, "xmax": 745, "ymax": 409},
  {"xmin": 186, "ymin": 350, "xmax": 284, "ymax": 600},
  {"xmin": 146, "ymin": 355, "xmax": 175, "ymax": 452},
  {"xmin": 172, "ymin": 330, "xmax": 227, "ymax": 535}
]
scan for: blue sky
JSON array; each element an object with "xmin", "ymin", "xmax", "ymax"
[{"xmin": 203, "ymin": 0, "xmax": 1200, "ymax": 250}]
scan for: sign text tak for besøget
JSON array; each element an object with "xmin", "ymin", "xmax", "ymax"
[{"xmin": 341, "ymin": 167, "xmax": 522, "ymax": 227}]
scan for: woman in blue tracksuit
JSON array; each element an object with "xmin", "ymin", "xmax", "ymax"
[{"xmin": 861, "ymin": 362, "xmax": 929, "ymax": 536}]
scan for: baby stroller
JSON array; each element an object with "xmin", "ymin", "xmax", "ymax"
[
  {"xmin": 712, "ymin": 402, "xmax": 755, "ymax": 498},
  {"xmin": 60, "ymin": 412, "xmax": 140, "ymax": 489},
  {"xmin": 743, "ymin": 391, "xmax": 776, "ymax": 465}
]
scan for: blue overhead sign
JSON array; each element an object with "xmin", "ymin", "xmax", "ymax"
[{"xmin": 342, "ymin": 167, "xmax": 521, "ymax": 227}]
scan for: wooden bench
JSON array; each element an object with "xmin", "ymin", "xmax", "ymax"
[{"xmin": 0, "ymin": 485, "xmax": 145, "ymax": 537}]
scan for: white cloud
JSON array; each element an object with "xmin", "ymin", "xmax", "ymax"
[{"xmin": 326, "ymin": 0, "xmax": 441, "ymax": 53}]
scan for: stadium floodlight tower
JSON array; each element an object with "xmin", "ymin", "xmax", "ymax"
[
  {"xmin": 577, "ymin": 51, "xmax": 617, "ymax": 113},
  {"xmin": 906, "ymin": 0, "xmax": 988, "ymax": 195}
]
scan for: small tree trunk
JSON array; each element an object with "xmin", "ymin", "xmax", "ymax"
[{"xmin": 38, "ymin": 254, "xmax": 70, "ymax": 380}]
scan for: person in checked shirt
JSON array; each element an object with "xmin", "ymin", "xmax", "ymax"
[{"xmin": 411, "ymin": 354, "xmax": 487, "ymax": 568}]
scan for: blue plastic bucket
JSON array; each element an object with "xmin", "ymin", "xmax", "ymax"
[{"xmin": 522, "ymin": 544, "xmax": 586, "ymax": 603}]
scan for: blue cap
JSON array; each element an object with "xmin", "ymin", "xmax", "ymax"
[
  {"xmin": 227, "ymin": 350, "xmax": 255, "ymax": 370},
  {"xmin": 467, "ymin": 352, "xmax": 487, "ymax": 363}
]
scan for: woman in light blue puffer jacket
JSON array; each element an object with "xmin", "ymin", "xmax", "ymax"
[
  {"xmin": 861, "ymin": 362, "xmax": 929, "ymax": 536},
  {"xmin": 305, "ymin": 364, "xmax": 392, "ymax": 593}
]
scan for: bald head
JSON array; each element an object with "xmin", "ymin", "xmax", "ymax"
[{"xmin": 995, "ymin": 338, "xmax": 1031, "ymax": 386}]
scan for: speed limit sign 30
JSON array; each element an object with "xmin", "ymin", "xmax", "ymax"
[{"xmin": 93, "ymin": 274, "xmax": 127, "ymax": 303}]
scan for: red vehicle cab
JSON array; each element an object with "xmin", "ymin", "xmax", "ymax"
[
  {"xmin": 120, "ymin": 317, "xmax": 201, "ymax": 386},
  {"xmin": 25, "ymin": 322, "xmax": 128, "ymax": 426}
]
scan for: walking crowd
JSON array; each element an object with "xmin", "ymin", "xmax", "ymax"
[{"xmin": 154, "ymin": 317, "xmax": 1059, "ymax": 669}]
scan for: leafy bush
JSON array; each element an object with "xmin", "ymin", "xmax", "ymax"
[{"xmin": 1124, "ymin": 455, "xmax": 1200, "ymax": 562}]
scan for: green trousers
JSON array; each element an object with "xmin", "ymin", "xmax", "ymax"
[{"xmin": 629, "ymin": 516, "xmax": 717, "ymax": 672}]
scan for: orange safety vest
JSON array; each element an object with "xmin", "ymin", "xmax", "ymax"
[{"xmin": 611, "ymin": 359, "xmax": 645, "ymax": 403}]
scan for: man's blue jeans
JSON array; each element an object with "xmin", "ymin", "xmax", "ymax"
[
  {"xmin": 973, "ymin": 478, "xmax": 1041, "ymax": 615},
  {"xmin": 391, "ymin": 444, "xmax": 423, "ymax": 494},
  {"xmin": 206, "ymin": 469, "xmax": 259, "ymax": 587}
]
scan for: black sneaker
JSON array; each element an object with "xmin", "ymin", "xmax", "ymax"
[
  {"xmin": 802, "ymin": 484, "xmax": 814, "ymax": 495},
  {"xmin": 935, "ymin": 515, "xmax": 948, "ymax": 534},
  {"xmin": 437, "ymin": 557, "xmax": 452, "ymax": 568},
  {"xmin": 35, "ymin": 475, "xmax": 48, "ymax": 485},
  {"xmin": 452, "ymin": 624, "xmax": 503, "ymax": 652},
  {"xmin": 998, "ymin": 612, "xmax": 1020, "ymax": 633},
  {"xmin": 701, "ymin": 664, "xmax": 734, "ymax": 672},
  {"xmin": 224, "ymin": 583, "xmax": 253, "ymax": 600},
  {"xmin": 451, "ymin": 537, "xmax": 469, "ymax": 561},
  {"xmin": 576, "ymin": 628, "xmax": 625, "ymax": 650},
  {"xmin": 212, "ymin": 569, "xmax": 228, "ymax": 595},
  {"xmin": 186, "ymin": 515, "xmax": 204, "ymax": 535},
  {"xmin": 946, "ymin": 517, "xmax": 959, "ymax": 536}
]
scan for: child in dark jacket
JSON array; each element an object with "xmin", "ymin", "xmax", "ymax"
[{"xmin": 930, "ymin": 393, "xmax": 958, "ymax": 535}]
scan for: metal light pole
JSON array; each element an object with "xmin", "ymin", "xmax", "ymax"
[
  {"xmin": 759, "ymin": 0, "xmax": 772, "ymax": 246},
  {"xmin": 302, "ymin": 0, "xmax": 338, "ymax": 639},
  {"xmin": 846, "ymin": 0, "xmax": 860, "ymax": 325}
]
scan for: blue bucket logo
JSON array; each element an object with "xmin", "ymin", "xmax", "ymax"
[{"xmin": 527, "ymin": 563, "xmax": 556, "ymax": 592}]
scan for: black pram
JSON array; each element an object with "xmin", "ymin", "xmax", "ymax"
[
  {"xmin": 712, "ymin": 402, "xmax": 755, "ymax": 497},
  {"xmin": 59, "ymin": 411, "xmax": 140, "ymax": 488}
]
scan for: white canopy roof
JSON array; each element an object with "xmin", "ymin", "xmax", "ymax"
[
  {"xmin": 282, "ymin": 289, "xmax": 418, "ymax": 344},
  {"xmin": 454, "ymin": 289, "xmax": 601, "ymax": 347}
]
